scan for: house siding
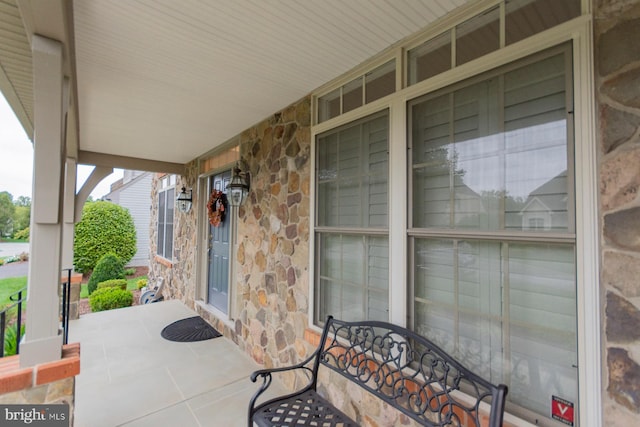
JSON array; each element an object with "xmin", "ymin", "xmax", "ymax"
[
  {"xmin": 595, "ymin": 0, "xmax": 640, "ymax": 424},
  {"xmin": 105, "ymin": 171, "xmax": 152, "ymax": 267}
]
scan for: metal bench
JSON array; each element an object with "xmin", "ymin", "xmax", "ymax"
[{"xmin": 249, "ymin": 316, "xmax": 508, "ymax": 427}]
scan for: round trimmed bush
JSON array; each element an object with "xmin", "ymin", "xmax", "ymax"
[
  {"xmin": 97, "ymin": 279, "xmax": 128, "ymax": 290},
  {"xmin": 136, "ymin": 278, "xmax": 147, "ymax": 290},
  {"xmin": 87, "ymin": 253, "xmax": 126, "ymax": 295},
  {"xmin": 74, "ymin": 201, "xmax": 137, "ymax": 273},
  {"xmin": 89, "ymin": 287, "xmax": 133, "ymax": 312}
]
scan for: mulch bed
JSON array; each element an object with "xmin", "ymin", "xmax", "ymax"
[{"xmin": 78, "ymin": 266, "xmax": 148, "ymax": 316}]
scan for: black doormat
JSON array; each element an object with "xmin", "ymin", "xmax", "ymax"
[{"xmin": 161, "ymin": 316, "xmax": 222, "ymax": 342}]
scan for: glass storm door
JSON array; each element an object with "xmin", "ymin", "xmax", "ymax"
[{"xmin": 207, "ymin": 171, "xmax": 231, "ymax": 313}]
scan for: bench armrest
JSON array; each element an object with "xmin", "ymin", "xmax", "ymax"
[{"xmin": 248, "ymin": 350, "xmax": 319, "ymax": 424}]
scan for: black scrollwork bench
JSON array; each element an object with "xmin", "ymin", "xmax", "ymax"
[{"xmin": 249, "ymin": 316, "xmax": 508, "ymax": 427}]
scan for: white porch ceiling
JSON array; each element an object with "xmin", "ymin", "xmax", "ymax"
[{"xmin": 1, "ymin": 0, "xmax": 472, "ymax": 168}]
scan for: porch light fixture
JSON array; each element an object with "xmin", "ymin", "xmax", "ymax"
[
  {"xmin": 226, "ymin": 162, "xmax": 250, "ymax": 207},
  {"xmin": 176, "ymin": 186, "xmax": 193, "ymax": 213}
]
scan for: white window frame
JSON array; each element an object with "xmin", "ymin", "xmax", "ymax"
[
  {"xmin": 157, "ymin": 175, "xmax": 176, "ymax": 260},
  {"xmin": 310, "ymin": 13, "xmax": 599, "ymax": 427}
]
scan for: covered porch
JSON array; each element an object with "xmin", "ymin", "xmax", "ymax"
[{"xmin": 70, "ymin": 300, "xmax": 285, "ymax": 427}]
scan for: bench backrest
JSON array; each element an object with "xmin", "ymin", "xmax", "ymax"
[{"xmin": 314, "ymin": 317, "xmax": 508, "ymax": 427}]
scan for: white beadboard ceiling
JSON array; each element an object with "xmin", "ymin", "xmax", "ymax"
[{"xmin": 2, "ymin": 0, "xmax": 471, "ymax": 167}]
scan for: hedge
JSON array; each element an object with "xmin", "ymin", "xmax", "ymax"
[{"xmin": 89, "ymin": 287, "xmax": 133, "ymax": 312}]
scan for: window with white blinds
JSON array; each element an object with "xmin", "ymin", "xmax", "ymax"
[
  {"xmin": 409, "ymin": 44, "xmax": 576, "ymax": 424},
  {"xmin": 157, "ymin": 178, "xmax": 175, "ymax": 260},
  {"xmin": 315, "ymin": 111, "xmax": 389, "ymax": 324}
]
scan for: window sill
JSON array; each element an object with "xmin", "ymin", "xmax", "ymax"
[{"xmin": 154, "ymin": 255, "xmax": 173, "ymax": 268}]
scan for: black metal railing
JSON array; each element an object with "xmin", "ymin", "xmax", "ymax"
[
  {"xmin": 0, "ymin": 287, "xmax": 27, "ymax": 357},
  {"xmin": 60, "ymin": 268, "xmax": 72, "ymax": 345},
  {"xmin": 0, "ymin": 269, "xmax": 74, "ymax": 358}
]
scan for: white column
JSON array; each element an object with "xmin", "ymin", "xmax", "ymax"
[
  {"xmin": 61, "ymin": 158, "xmax": 77, "ymax": 270},
  {"xmin": 20, "ymin": 35, "xmax": 65, "ymax": 367}
]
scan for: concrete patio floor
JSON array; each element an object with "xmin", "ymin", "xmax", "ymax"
[{"xmin": 69, "ymin": 300, "xmax": 286, "ymax": 427}]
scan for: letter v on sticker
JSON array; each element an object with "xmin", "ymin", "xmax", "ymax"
[{"xmin": 551, "ymin": 395, "xmax": 575, "ymax": 426}]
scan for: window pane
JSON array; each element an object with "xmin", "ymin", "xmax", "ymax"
[
  {"xmin": 365, "ymin": 60, "xmax": 395, "ymax": 103},
  {"xmin": 412, "ymin": 239, "xmax": 577, "ymax": 420},
  {"xmin": 456, "ymin": 6, "xmax": 500, "ymax": 66},
  {"xmin": 508, "ymin": 243, "xmax": 577, "ymax": 418},
  {"xmin": 412, "ymin": 49, "xmax": 570, "ymax": 232},
  {"xmin": 318, "ymin": 88, "xmax": 340, "ymax": 123},
  {"xmin": 343, "ymin": 77, "xmax": 363, "ymax": 114},
  {"xmin": 506, "ymin": 0, "xmax": 581, "ymax": 45},
  {"xmin": 317, "ymin": 234, "xmax": 388, "ymax": 323},
  {"xmin": 412, "ymin": 93, "xmax": 452, "ymax": 228},
  {"xmin": 408, "ymin": 31, "xmax": 451, "ymax": 85},
  {"xmin": 157, "ymin": 191, "xmax": 165, "ymax": 256},
  {"xmin": 316, "ymin": 111, "xmax": 388, "ymax": 228},
  {"xmin": 165, "ymin": 188, "xmax": 174, "ymax": 258},
  {"xmin": 504, "ymin": 53, "xmax": 569, "ymax": 232}
]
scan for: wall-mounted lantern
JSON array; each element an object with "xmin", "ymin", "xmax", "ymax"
[
  {"xmin": 226, "ymin": 162, "xmax": 250, "ymax": 207},
  {"xmin": 176, "ymin": 186, "xmax": 193, "ymax": 213}
]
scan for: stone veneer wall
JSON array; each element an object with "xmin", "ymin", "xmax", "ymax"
[
  {"xmin": 148, "ymin": 162, "xmax": 199, "ymax": 309},
  {"xmin": 151, "ymin": 96, "xmax": 315, "ymax": 387},
  {"xmin": 596, "ymin": 0, "xmax": 640, "ymax": 425},
  {"xmin": 231, "ymin": 97, "xmax": 313, "ymax": 380}
]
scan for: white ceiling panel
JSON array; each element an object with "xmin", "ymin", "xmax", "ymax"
[{"xmin": 7, "ymin": 0, "xmax": 472, "ymax": 166}]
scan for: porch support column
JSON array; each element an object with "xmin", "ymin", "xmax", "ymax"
[
  {"xmin": 61, "ymin": 158, "xmax": 77, "ymax": 270},
  {"xmin": 20, "ymin": 35, "xmax": 65, "ymax": 368}
]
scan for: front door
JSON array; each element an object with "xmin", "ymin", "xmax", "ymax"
[{"xmin": 207, "ymin": 171, "xmax": 231, "ymax": 313}]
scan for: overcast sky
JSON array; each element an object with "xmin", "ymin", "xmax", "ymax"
[{"xmin": 0, "ymin": 93, "xmax": 122, "ymax": 201}]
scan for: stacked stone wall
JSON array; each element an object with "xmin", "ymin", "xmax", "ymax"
[
  {"xmin": 595, "ymin": 0, "xmax": 640, "ymax": 425},
  {"xmin": 233, "ymin": 98, "xmax": 313, "ymax": 374},
  {"xmin": 148, "ymin": 161, "xmax": 199, "ymax": 309}
]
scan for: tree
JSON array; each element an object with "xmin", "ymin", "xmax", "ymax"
[
  {"xmin": 14, "ymin": 196, "xmax": 31, "ymax": 207},
  {"xmin": 0, "ymin": 192, "xmax": 15, "ymax": 237},
  {"xmin": 12, "ymin": 205, "xmax": 31, "ymax": 237},
  {"xmin": 73, "ymin": 201, "xmax": 137, "ymax": 273}
]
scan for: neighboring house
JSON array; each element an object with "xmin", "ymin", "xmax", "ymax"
[
  {"xmin": 103, "ymin": 170, "xmax": 152, "ymax": 267},
  {"xmin": 2, "ymin": 1, "xmax": 640, "ymax": 427},
  {"xmin": 520, "ymin": 171, "xmax": 569, "ymax": 231}
]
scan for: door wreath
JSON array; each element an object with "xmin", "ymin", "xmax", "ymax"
[{"xmin": 207, "ymin": 190, "xmax": 227, "ymax": 227}]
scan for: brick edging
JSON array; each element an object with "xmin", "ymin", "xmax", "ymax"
[{"xmin": 0, "ymin": 343, "xmax": 80, "ymax": 395}]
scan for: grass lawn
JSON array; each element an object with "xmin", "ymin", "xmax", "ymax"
[
  {"xmin": 0, "ymin": 276, "xmax": 27, "ymax": 309},
  {"xmin": 80, "ymin": 275, "xmax": 147, "ymax": 299}
]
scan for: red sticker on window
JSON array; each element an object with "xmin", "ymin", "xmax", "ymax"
[{"xmin": 551, "ymin": 395, "xmax": 574, "ymax": 426}]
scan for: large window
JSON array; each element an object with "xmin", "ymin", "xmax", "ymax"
[
  {"xmin": 315, "ymin": 111, "xmax": 389, "ymax": 324},
  {"xmin": 409, "ymin": 44, "xmax": 576, "ymax": 424},
  {"xmin": 157, "ymin": 175, "xmax": 175, "ymax": 260}
]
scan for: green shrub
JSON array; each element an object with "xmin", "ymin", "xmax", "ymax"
[
  {"xmin": 0, "ymin": 259, "xmax": 4, "ymax": 266},
  {"xmin": 73, "ymin": 201, "xmax": 137, "ymax": 273},
  {"xmin": 4, "ymin": 324, "xmax": 25, "ymax": 357},
  {"xmin": 87, "ymin": 253, "xmax": 125, "ymax": 295},
  {"xmin": 97, "ymin": 279, "xmax": 127, "ymax": 290},
  {"xmin": 136, "ymin": 278, "xmax": 148, "ymax": 290},
  {"xmin": 124, "ymin": 268, "xmax": 136, "ymax": 276},
  {"xmin": 13, "ymin": 227, "xmax": 29, "ymax": 241},
  {"xmin": 89, "ymin": 287, "xmax": 133, "ymax": 312}
]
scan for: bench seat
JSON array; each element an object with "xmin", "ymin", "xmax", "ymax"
[
  {"xmin": 252, "ymin": 389, "xmax": 356, "ymax": 427},
  {"xmin": 248, "ymin": 316, "xmax": 508, "ymax": 427}
]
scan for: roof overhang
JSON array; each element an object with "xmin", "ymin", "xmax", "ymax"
[{"xmin": 1, "ymin": 0, "xmax": 472, "ymax": 172}]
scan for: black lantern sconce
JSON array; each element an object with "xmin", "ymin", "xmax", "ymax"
[
  {"xmin": 176, "ymin": 186, "xmax": 193, "ymax": 213},
  {"xmin": 226, "ymin": 161, "xmax": 250, "ymax": 207}
]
